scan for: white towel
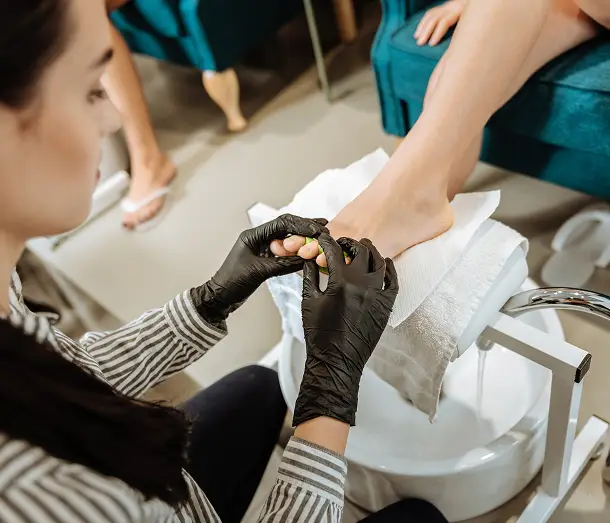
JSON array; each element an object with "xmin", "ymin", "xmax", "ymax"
[
  {"xmin": 268, "ymin": 149, "xmax": 500, "ymax": 326},
  {"xmin": 368, "ymin": 220, "xmax": 528, "ymax": 420},
  {"xmin": 248, "ymin": 150, "xmax": 527, "ymax": 419}
]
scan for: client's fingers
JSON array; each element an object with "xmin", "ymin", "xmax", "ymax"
[
  {"xmin": 284, "ymin": 235, "xmax": 306, "ymax": 253},
  {"xmin": 415, "ymin": 10, "xmax": 434, "ymax": 40},
  {"xmin": 429, "ymin": 18, "xmax": 450, "ymax": 46},
  {"xmin": 417, "ymin": 12, "xmax": 438, "ymax": 45},
  {"xmin": 270, "ymin": 239, "xmax": 294, "ymax": 257}
]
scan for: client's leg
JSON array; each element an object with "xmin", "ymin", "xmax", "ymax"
[
  {"xmin": 104, "ymin": 1, "xmax": 176, "ymax": 229},
  {"xmin": 423, "ymin": 54, "xmax": 482, "ymax": 201},
  {"xmin": 183, "ymin": 366, "xmax": 287, "ymax": 523},
  {"xmin": 322, "ymin": 0, "xmax": 599, "ymax": 259}
]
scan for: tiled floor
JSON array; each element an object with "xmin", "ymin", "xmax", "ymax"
[{"xmin": 22, "ymin": 7, "xmax": 610, "ymax": 522}]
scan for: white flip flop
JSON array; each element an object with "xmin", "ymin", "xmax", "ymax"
[
  {"xmin": 541, "ymin": 203, "xmax": 610, "ymax": 287},
  {"xmin": 121, "ymin": 185, "xmax": 173, "ymax": 233}
]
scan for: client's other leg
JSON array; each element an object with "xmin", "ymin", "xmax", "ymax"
[{"xmin": 104, "ymin": 1, "xmax": 176, "ymax": 229}]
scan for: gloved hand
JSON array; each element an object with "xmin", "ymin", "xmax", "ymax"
[
  {"xmin": 293, "ymin": 234, "xmax": 399, "ymax": 427},
  {"xmin": 192, "ymin": 215, "xmax": 328, "ymax": 327}
]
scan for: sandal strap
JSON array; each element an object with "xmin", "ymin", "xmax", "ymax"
[{"xmin": 121, "ymin": 187, "xmax": 171, "ymax": 213}]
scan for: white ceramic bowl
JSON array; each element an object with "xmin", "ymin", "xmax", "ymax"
[{"xmin": 278, "ymin": 279, "xmax": 563, "ymax": 522}]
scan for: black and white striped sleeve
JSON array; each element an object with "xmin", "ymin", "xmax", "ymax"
[
  {"xmin": 257, "ymin": 438, "xmax": 347, "ymax": 523},
  {"xmin": 0, "ymin": 467, "xmax": 143, "ymax": 523},
  {"xmin": 79, "ymin": 290, "xmax": 226, "ymax": 397}
]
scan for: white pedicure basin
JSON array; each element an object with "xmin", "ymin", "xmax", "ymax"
[
  {"xmin": 279, "ymin": 280, "xmax": 555, "ymax": 521},
  {"xmin": 248, "ymin": 202, "xmax": 609, "ymax": 523}
]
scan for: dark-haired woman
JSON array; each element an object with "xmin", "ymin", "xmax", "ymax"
[{"xmin": 0, "ymin": 1, "xmax": 448, "ymax": 522}]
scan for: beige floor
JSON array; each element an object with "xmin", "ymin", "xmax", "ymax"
[{"xmin": 24, "ymin": 13, "xmax": 610, "ymax": 523}]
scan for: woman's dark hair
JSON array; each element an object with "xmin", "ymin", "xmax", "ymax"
[
  {"xmin": 0, "ymin": 1, "xmax": 191, "ymax": 506},
  {"xmin": 0, "ymin": 0, "xmax": 70, "ymax": 106},
  {"xmin": 0, "ymin": 319, "xmax": 191, "ymax": 506}
]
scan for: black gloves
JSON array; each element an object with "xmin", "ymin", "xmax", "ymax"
[
  {"xmin": 293, "ymin": 234, "xmax": 399, "ymax": 427},
  {"xmin": 191, "ymin": 214, "xmax": 328, "ymax": 327}
]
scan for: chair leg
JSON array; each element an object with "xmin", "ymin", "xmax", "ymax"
[
  {"xmin": 303, "ymin": 0, "xmax": 332, "ymax": 101},
  {"xmin": 332, "ymin": 0, "xmax": 357, "ymax": 44},
  {"xmin": 202, "ymin": 69, "xmax": 247, "ymax": 132}
]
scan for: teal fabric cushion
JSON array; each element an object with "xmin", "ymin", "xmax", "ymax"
[
  {"xmin": 112, "ymin": 0, "xmax": 187, "ymax": 39},
  {"xmin": 388, "ymin": 8, "xmax": 610, "ymax": 157},
  {"xmin": 187, "ymin": 0, "xmax": 303, "ymax": 71},
  {"xmin": 112, "ymin": 0, "xmax": 303, "ymax": 72},
  {"xmin": 133, "ymin": 0, "xmax": 186, "ymax": 38},
  {"xmin": 387, "ymin": 2, "xmax": 450, "ymax": 101}
]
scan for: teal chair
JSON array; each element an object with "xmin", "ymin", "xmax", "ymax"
[
  {"xmin": 111, "ymin": 0, "xmax": 304, "ymax": 130},
  {"xmin": 372, "ymin": 0, "xmax": 610, "ymax": 199}
]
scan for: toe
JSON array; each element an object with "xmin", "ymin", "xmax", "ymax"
[
  {"xmin": 297, "ymin": 241, "xmax": 320, "ymax": 259},
  {"xmin": 136, "ymin": 198, "xmax": 165, "ymax": 226},
  {"xmin": 122, "ymin": 214, "xmax": 137, "ymax": 230},
  {"xmin": 284, "ymin": 235, "xmax": 306, "ymax": 253},
  {"xmin": 270, "ymin": 239, "xmax": 294, "ymax": 257}
]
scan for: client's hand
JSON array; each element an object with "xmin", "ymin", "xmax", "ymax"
[
  {"xmin": 293, "ymin": 234, "xmax": 398, "ymax": 427},
  {"xmin": 414, "ymin": 0, "xmax": 465, "ymax": 46},
  {"xmin": 192, "ymin": 215, "xmax": 327, "ymax": 326}
]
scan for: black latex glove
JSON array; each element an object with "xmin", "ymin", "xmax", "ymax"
[
  {"xmin": 192, "ymin": 214, "xmax": 328, "ymax": 327},
  {"xmin": 293, "ymin": 234, "xmax": 399, "ymax": 427}
]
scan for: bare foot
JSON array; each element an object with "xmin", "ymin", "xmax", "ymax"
[
  {"xmin": 279, "ymin": 175, "xmax": 454, "ymax": 267},
  {"xmin": 122, "ymin": 155, "xmax": 176, "ymax": 230},
  {"xmin": 328, "ymin": 184, "xmax": 454, "ymax": 257}
]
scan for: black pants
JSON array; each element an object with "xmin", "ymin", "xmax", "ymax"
[{"xmin": 183, "ymin": 366, "xmax": 448, "ymax": 523}]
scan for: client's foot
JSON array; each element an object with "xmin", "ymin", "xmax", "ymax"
[
  {"xmin": 275, "ymin": 173, "xmax": 454, "ymax": 264},
  {"xmin": 327, "ymin": 182, "xmax": 454, "ymax": 259},
  {"xmin": 122, "ymin": 155, "xmax": 176, "ymax": 230}
]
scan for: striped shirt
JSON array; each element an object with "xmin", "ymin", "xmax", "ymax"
[{"xmin": 0, "ymin": 271, "xmax": 347, "ymax": 523}]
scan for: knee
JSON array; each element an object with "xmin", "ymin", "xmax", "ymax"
[
  {"xmin": 232, "ymin": 366, "xmax": 286, "ymax": 419},
  {"xmin": 576, "ymin": 0, "xmax": 610, "ymax": 30},
  {"xmin": 106, "ymin": 0, "xmax": 129, "ymax": 13},
  {"xmin": 235, "ymin": 364, "xmax": 277, "ymax": 381},
  {"xmin": 233, "ymin": 366, "xmax": 283, "ymax": 400}
]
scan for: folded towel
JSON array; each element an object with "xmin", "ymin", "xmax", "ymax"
[
  {"xmin": 268, "ymin": 149, "xmax": 500, "ymax": 326},
  {"xmin": 248, "ymin": 150, "xmax": 527, "ymax": 420},
  {"xmin": 368, "ymin": 219, "xmax": 528, "ymax": 420}
]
